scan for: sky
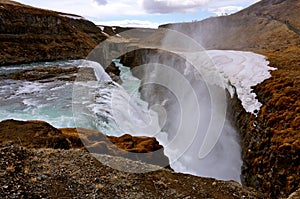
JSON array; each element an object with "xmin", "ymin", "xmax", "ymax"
[{"xmin": 17, "ymin": 0, "xmax": 260, "ymax": 28}]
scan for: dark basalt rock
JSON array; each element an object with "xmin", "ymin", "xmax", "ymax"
[{"xmin": 0, "ymin": 119, "xmax": 170, "ymax": 169}]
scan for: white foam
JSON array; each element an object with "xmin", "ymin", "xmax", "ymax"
[
  {"xmin": 78, "ymin": 60, "xmax": 112, "ymax": 82},
  {"xmin": 134, "ymin": 50, "xmax": 274, "ymax": 182},
  {"xmin": 15, "ymin": 82, "xmax": 45, "ymax": 95}
]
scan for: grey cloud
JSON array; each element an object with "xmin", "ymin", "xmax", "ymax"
[
  {"xmin": 143, "ymin": 0, "xmax": 209, "ymax": 14},
  {"xmin": 93, "ymin": 0, "xmax": 108, "ymax": 6}
]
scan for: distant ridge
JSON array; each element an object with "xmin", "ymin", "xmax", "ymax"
[{"xmin": 160, "ymin": 0, "xmax": 300, "ymax": 50}]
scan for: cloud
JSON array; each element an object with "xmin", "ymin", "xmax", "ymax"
[
  {"xmin": 95, "ymin": 20, "xmax": 161, "ymax": 28},
  {"xmin": 208, "ymin": 6, "xmax": 243, "ymax": 16},
  {"xmin": 16, "ymin": 0, "xmax": 261, "ymax": 27},
  {"xmin": 93, "ymin": 0, "xmax": 108, "ymax": 6},
  {"xmin": 143, "ymin": 0, "xmax": 211, "ymax": 14}
]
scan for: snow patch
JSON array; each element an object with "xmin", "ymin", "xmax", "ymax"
[
  {"xmin": 98, "ymin": 26, "xmax": 105, "ymax": 31},
  {"xmin": 59, "ymin": 14, "xmax": 84, "ymax": 20},
  {"xmin": 181, "ymin": 50, "xmax": 276, "ymax": 115}
]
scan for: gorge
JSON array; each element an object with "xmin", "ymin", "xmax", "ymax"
[{"xmin": 0, "ymin": 0, "xmax": 299, "ymax": 198}]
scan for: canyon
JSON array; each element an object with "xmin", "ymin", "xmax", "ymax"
[{"xmin": 0, "ymin": 0, "xmax": 299, "ymax": 198}]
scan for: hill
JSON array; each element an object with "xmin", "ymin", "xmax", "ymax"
[
  {"xmin": 160, "ymin": 0, "xmax": 300, "ymax": 51},
  {"xmin": 0, "ymin": 0, "xmax": 108, "ymax": 65}
]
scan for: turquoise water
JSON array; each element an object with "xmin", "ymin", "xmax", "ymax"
[
  {"xmin": 0, "ymin": 59, "xmax": 152, "ymax": 136},
  {"xmin": 72, "ymin": 59, "xmax": 158, "ymax": 137},
  {"xmin": 0, "ymin": 60, "xmax": 80, "ymax": 127}
]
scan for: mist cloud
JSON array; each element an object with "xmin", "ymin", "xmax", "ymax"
[{"xmin": 143, "ymin": 0, "xmax": 210, "ymax": 14}]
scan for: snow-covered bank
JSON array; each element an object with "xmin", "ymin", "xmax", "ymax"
[
  {"xmin": 207, "ymin": 50, "xmax": 276, "ymax": 114},
  {"xmin": 181, "ymin": 50, "xmax": 276, "ymax": 115}
]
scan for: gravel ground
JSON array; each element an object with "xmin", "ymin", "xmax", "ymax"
[{"xmin": 0, "ymin": 142, "xmax": 265, "ymax": 199}]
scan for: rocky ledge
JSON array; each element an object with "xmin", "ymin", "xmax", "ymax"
[
  {"xmin": 0, "ymin": 119, "xmax": 169, "ymax": 168},
  {"xmin": 0, "ymin": 119, "xmax": 266, "ymax": 198},
  {"xmin": 0, "ymin": 62, "xmax": 121, "ymax": 83}
]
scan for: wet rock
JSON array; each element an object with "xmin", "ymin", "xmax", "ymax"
[
  {"xmin": 8, "ymin": 66, "xmax": 78, "ymax": 81},
  {"xmin": 105, "ymin": 62, "xmax": 122, "ymax": 83}
]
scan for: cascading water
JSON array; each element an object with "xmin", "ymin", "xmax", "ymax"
[
  {"xmin": 72, "ymin": 53, "xmax": 243, "ymax": 181},
  {"xmin": 73, "ymin": 59, "xmax": 161, "ymax": 137}
]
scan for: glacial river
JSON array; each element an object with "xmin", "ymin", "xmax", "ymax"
[{"xmin": 0, "ymin": 50, "xmax": 275, "ymax": 183}]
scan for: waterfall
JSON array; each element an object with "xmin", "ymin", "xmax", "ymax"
[{"xmin": 73, "ymin": 57, "xmax": 242, "ymax": 182}]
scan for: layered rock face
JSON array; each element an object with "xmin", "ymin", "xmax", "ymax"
[
  {"xmin": 60, "ymin": 127, "xmax": 170, "ymax": 168},
  {"xmin": 0, "ymin": 0, "xmax": 107, "ymax": 65}
]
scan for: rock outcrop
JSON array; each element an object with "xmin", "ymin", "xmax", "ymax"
[
  {"xmin": 0, "ymin": 119, "xmax": 170, "ymax": 168},
  {"xmin": 60, "ymin": 127, "xmax": 170, "ymax": 168},
  {"xmin": 0, "ymin": 62, "xmax": 121, "ymax": 83},
  {"xmin": 0, "ymin": 119, "xmax": 266, "ymax": 197},
  {"xmin": 0, "ymin": 119, "xmax": 70, "ymax": 149},
  {"xmin": 5, "ymin": 66, "xmax": 79, "ymax": 81},
  {"xmin": 0, "ymin": 0, "xmax": 108, "ymax": 66},
  {"xmin": 241, "ymin": 54, "xmax": 300, "ymax": 198}
]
